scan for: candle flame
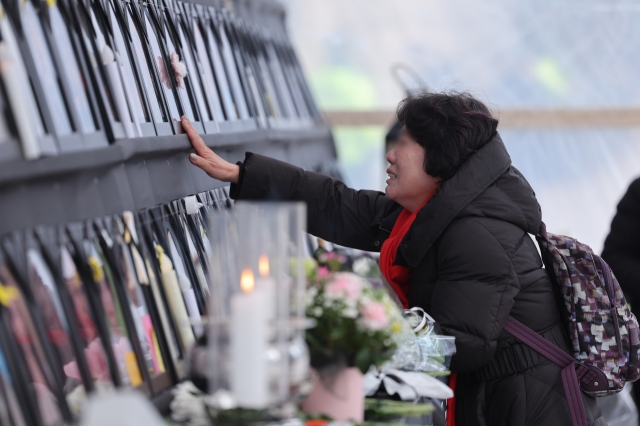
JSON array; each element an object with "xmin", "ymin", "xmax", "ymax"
[
  {"xmin": 258, "ymin": 255, "xmax": 270, "ymax": 277},
  {"xmin": 240, "ymin": 268, "xmax": 255, "ymax": 293}
]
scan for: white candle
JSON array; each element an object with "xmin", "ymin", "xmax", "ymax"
[
  {"xmin": 257, "ymin": 256, "xmax": 276, "ymax": 321},
  {"xmin": 230, "ymin": 269, "xmax": 269, "ymax": 409},
  {"xmin": 101, "ymin": 46, "xmax": 136, "ymax": 138},
  {"xmin": 168, "ymin": 234, "xmax": 203, "ymax": 338},
  {"xmin": 157, "ymin": 245, "xmax": 196, "ymax": 352},
  {"xmin": 178, "ymin": 273, "xmax": 203, "ymax": 338}
]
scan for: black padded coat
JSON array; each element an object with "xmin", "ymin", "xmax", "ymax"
[
  {"xmin": 602, "ymin": 177, "xmax": 640, "ymax": 422},
  {"xmin": 602, "ymin": 177, "xmax": 640, "ymax": 306},
  {"xmin": 229, "ymin": 133, "xmax": 606, "ymax": 426}
]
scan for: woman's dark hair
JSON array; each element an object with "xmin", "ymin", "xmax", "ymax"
[{"xmin": 396, "ymin": 91, "xmax": 498, "ymax": 181}]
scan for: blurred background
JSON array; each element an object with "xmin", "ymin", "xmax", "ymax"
[{"xmin": 280, "ymin": 0, "xmax": 640, "ymax": 253}]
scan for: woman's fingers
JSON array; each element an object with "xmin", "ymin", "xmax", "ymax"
[
  {"xmin": 182, "ymin": 116, "xmax": 240, "ymax": 184},
  {"xmin": 182, "ymin": 116, "xmax": 210, "ymax": 158},
  {"xmin": 188, "ymin": 152, "xmax": 211, "ymax": 172}
]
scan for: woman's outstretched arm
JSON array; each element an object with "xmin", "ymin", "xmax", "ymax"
[{"xmin": 183, "ymin": 116, "xmax": 395, "ymax": 251}]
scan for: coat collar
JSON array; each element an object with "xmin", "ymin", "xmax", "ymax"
[{"xmin": 395, "ymin": 133, "xmax": 512, "ymax": 268}]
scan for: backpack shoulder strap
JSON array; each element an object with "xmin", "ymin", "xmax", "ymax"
[
  {"xmin": 537, "ymin": 221, "xmax": 550, "ymax": 243},
  {"xmin": 504, "ymin": 316, "xmax": 588, "ymax": 426},
  {"xmin": 504, "ymin": 316, "xmax": 573, "ymax": 366}
]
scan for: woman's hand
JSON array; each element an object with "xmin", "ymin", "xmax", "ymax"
[{"xmin": 182, "ymin": 115, "xmax": 240, "ymax": 184}]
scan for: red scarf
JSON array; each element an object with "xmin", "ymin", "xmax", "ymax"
[
  {"xmin": 379, "ymin": 192, "xmax": 457, "ymax": 425},
  {"xmin": 379, "ymin": 193, "xmax": 433, "ymax": 308}
]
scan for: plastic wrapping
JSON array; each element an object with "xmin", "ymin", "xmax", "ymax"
[{"xmin": 389, "ymin": 308, "xmax": 456, "ymax": 373}]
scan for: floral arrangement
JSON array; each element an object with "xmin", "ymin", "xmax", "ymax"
[
  {"xmin": 315, "ymin": 250, "xmax": 348, "ymax": 274},
  {"xmin": 305, "ymin": 271, "xmax": 404, "ymax": 374}
]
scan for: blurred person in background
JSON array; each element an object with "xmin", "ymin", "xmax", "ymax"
[
  {"xmin": 602, "ymin": 177, "xmax": 640, "ymax": 425},
  {"xmin": 385, "ymin": 120, "xmax": 402, "ymax": 154},
  {"xmin": 183, "ymin": 91, "xmax": 605, "ymax": 425}
]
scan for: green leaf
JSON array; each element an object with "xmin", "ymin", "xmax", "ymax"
[
  {"xmin": 354, "ymin": 348, "xmax": 373, "ymax": 374},
  {"xmin": 364, "ymin": 399, "xmax": 435, "ymax": 422}
]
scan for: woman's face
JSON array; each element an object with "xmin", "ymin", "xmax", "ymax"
[{"xmin": 385, "ymin": 126, "xmax": 441, "ymax": 211}]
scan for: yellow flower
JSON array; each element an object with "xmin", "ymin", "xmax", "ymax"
[
  {"xmin": 87, "ymin": 256, "xmax": 104, "ymax": 283},
  {"xmin": 391, "ymin": 321, "xmax": 402, "ymax": 333},
  {"xmin": 0, "ymin": 282, "xmax": 18, "ymax": 307}
]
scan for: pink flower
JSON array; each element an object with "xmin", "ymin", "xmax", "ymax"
[
  {"xmin": 316, "ymin": 266, "xmax": 331, "ymax": 280},
  {"xmin": 360, "ymin": 301, "xmax": 389, "ymax": 331},
  {"xmin": 64, "ymin": 338, "xmax": 111, "ymax": 382},
  {"xmin": 64, "ymin": 337, "xmax": 134, "ymax": 383},
  {"xmin": 324, "ymin": 252, "xmax": 347, "ymax": 263},
  {"xmin": 158, "ymin": 52, "xmax": 187, "ymax": 89},
  {"xmin": 325, "ymin": 274, "xmax": 362, "ymax": 300}
]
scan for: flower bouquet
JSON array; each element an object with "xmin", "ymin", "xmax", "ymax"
[{"xmin": 302, "ymin": 271, "xmax": 404, "ymax": 421}]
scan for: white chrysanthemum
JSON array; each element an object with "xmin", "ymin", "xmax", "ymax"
[
  {"xmin": 352, "ymin": 257, "xmax": 371, "ymax": 276},
  {"xmin": 343, "ymin": 306, "xmax": 359, "ymax": 318}
]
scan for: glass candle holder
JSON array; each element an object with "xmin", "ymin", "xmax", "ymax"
[{"xmin": 205, "ymin": 201, "xmax": 310, "ymax": 422}]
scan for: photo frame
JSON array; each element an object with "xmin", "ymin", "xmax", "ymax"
[
  {"xmin": 0, "ymin": 0, "xmax": 57, "ymax": 155},
  {"xmin": 121, "ymin": 212, "xmax": 178, "ymax": 389},
  {"xmin": 248, "ymin": 22, "xmax": 305, "ymax": 129},
  {"xmin": 0, "ymin": 289, "xmax": 42, "ymax": 426},
  {"xmin": 56, "ymin": 226, "xmax": 118, "ymax": 389},
  {"xmin": 23, "ymin": 230, "xmax": 95, "ymax": 416},
  {"xmin": 107, "ymin": 0, "xmax": 158, "ymax": 137},
  {"xmin": 136, "ymin": 209, "xmax": 187, "ymax": 381},
  {"xmin": 263, "ymin": 28, "xmax": 299, "ymax": 125},
  {"xmin": 180, "ymin": 198, "xmax": 212, "ymax": 287},
  {"xmin": 234, "ymin": 20, "xmax": 282, "ymax": 128},
  {"xmin": 10, "ymin": 0, "xmax": 110, "ymax": 152},
  {"xmin": 231, "ymin": 17, "xmax": 273, "ymax": 128},
  {"xmin": 219, "ymin": 10, "xmax": 264, "ymax": 124},
  {"xmin": 0, "ymin": 64, "xmax": 22, "ymax": 162},
  {"xmin": 34, "ymin": 225, "xmax": 101, "ymax": 395},
  {"xmin": 209, "ymin": 8, "xmax": 258, "ymax": 132},
  {"xmin": 71, "ymin": 0, "xmax": 127, "ymax": 141},
  {"xmin": 166, "ymin": 201, "xmax": 208, "ymax": 313},
  {"xmin": 17, "ymin": 0, "xmax": 76, "ymax": 145},
  {"xmin": 0, "ymin": 340, "xmax": 31, "ymax": 425},
  {"xmin": 137, "ymin": 0, "xmax": 186, "ymax": 134},
  {"xmin": 211, "ymin": 9, "xmax": 250, "ymax": 121},
  {"xmin": 93, "ymin": 217, "xmax": 155, "ymax": 394},
  {"xmin": 41, "ymin": 0, "xmax": 110, "ymax": 149},
  {"xmin": 125, "ymin": 0, "xmax": 174, "ymax": 135},
  {"xmin": 165, "ymin": 0, "xmax": 220, "ymax": 134},
  {"xmin": 85, "ymin": 0, "xmax": 142, "ymax": 139},
  {"xmin": 81, "ymin": 222, "xmax": 144, "ymax": 388},
  {"xmin": 273, "ymin": 33, "xmax": 316, "ymax": 127},
  {"xmin": 66, "ymin": 222, "xmax": 126, "ymax": 387},
  {"xmin": 0, "ymin": 242, "xmax": 71, "ymax": 425},
  {"xmin": 246, "ymin": 23, "xmax": 288, "ymax": 128},
  {"xmin": 280, "ymin": 35, "xmax": 322, "ymax": 122},
  {"xmin": 196, "ymin": 6, "xmax": 238, "ymax": 130},
  {"xmin": 152, "ymin": 206, "xmax": 205, "ymax": 330},
  {"xmin": 158, "ymin": 0, "xmax": 207, "ymax": 134},
  {"xmin": 181, "ymin": 2, "xmax": 226, "ymax": 128},
  {"xmin": 142, "ymin": 207, "xmax": 197, "ymax": 362},
  {"xmin": 1, "ymin": 231, "xmax": 79, "ymax": 421}
]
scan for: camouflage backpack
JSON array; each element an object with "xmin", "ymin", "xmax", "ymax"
[{"xmin": 505, "ymin": 222, "xmax": 640, "ymax": 399}]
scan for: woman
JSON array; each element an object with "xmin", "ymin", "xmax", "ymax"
[{"xmin": 182, "ymin": 92, "xmax": 606, "ymax": 426}]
